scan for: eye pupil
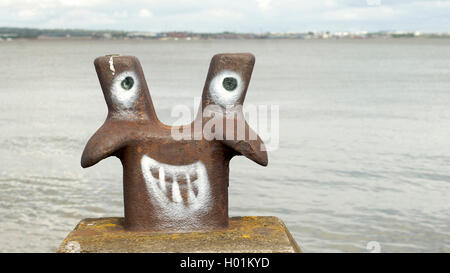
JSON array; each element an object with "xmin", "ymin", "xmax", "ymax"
[
  {"xmin": 222, "ymin": 77, "xmax": 238, "ymax": 91},
  {"xmin": 121, "ymin": 76, "xmax": 134, "ymax": 90}
]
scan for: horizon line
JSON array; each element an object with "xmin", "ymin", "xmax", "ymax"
[{"xmin": 1, "ymin": 26, "xmax": 450, "ymax": 35}]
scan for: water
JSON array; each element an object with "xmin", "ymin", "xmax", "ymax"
[{"xmin": 0, "ymin": 39, "xmax": 449, "ymax": 252}]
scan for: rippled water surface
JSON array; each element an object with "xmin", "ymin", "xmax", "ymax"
[{"xmin": 0, "ymin": 39, "xmax": 449, "ymax": 252}]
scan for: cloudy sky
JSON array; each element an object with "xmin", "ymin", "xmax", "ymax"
[{"xmin": 1, "ymin": 0, "xmax": 449, "ymax": 32}]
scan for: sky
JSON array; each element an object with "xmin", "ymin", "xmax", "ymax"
[{"xmin": 1, "ymin": 0, "xmax": 450, "ymax": 33}]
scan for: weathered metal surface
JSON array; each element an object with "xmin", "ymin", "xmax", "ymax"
[
  {"xmin": 57, "ymin": 216, "xmax": 301, "ymax": 253},
  {"xmin": 81, "ymin": 54, "xmax": 268, "ymax": 231}
]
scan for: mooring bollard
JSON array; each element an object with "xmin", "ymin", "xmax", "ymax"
[{"xmin": 57, "ymin": 53, "xmax": 301, "ymax": 253}]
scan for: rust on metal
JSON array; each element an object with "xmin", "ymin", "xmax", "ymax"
[{"xmin": 81, "ymin": 53, "xmax": 268, "ymax": 231}]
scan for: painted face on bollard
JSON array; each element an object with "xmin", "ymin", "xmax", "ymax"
[{"xmin": 81, "ymin": 53, "xmax": 268, "ymax": 231}]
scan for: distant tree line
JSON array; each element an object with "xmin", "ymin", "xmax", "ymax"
[{"xmin": 0, "ymin": 27, "xmax": 127, "ymax": 39}]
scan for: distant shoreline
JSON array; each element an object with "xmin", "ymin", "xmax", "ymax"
[
  {"xmin": 1, "ymin": 27, "xmax": 450, "ymax": 41},
  {"xmin": 2, "ymin": 36, "xmax": 449, "ymax": 42}
]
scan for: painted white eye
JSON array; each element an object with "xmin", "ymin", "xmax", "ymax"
[
  {"xmin": 110, "ymin": 71, "xmax": 139, "ymax": 109},
  {"xmin": 209, "ymin": 70, "xmax": 244, "ymax": 107}
]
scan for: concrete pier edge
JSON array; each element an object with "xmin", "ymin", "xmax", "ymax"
[{"xmin": 57, "ymin": 216, "xmax": 302, "ymax": 253}]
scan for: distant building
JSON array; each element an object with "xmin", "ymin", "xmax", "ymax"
[{"xmin": 127, "ymin": 32, "xmax": 158, "ymax": 39}]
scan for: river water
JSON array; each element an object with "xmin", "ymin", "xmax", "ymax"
[{"xmin": 0, "ymin": 38, "xmax": 449, "ymax": 252}]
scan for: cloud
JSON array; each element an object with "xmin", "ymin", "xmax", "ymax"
[
  {"xmin": 0, "ymin": 0, "xmax": 449, "ymax": 32},
  {"xmin": 323, "ymin": 6, "xmax": 396, "ymax": 21},
  {"xmin": 58, "ymin": 0, "xmax": 108, "ymax": 8},
  {"xmin": 210, "ymin": 8, "xmax": 244, "ymax": 19},
  {"xmin": 113, "ymin": 10, "xmax": 129, "ymax": 19},
  {"xmin": 257, "ymin": 0, "xmax": 272, "ymax": 13},
  {"xmin": 0, "ymin": 0, "xmax": 107, "ymax": 9},
  {"xmin": 42, "ymin": 10, "xmax": 116, "ymax": 29},
  {"xmin": 138, "ymin": 8, "xmax": 152, "ymax": 18},
  {"xmin": 324, "ymin": 0, "xmax": 338, "ymax": 8},
  {"xmin": 16, "ymin": 9, "xmax": 40, "ymax": 20}
]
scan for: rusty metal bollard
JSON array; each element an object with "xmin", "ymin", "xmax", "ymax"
[
  {"xmin": 81, "ymin": 53, "xmax": 267, "ymax": 231},
  {"xmin": 58, "ymin": 53, "xmax": 301, "ymax": 253}
]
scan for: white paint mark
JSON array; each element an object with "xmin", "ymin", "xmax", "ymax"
[
  {"xmin": 109, "ymin": 56, "xmax": 116, "ymax": 75},
  {"xmin": 141, "ymin": 155, "xmax": 211, "ymax": 220},
  {"xmin": 366, "ymin": 241, "xmax": 382, "ymax": 253},
  {"xmin": 209, "ymin": 70, "xmax": 244, "ymax": 107}
]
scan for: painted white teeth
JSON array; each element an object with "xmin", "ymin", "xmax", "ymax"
[
  {"xmin": 158, "ymin": 166, "xmax": 166, "ymax": 192},
  {"xmin": 186, "ymin": 173, "xmax": 196, "ymax": 204},
  {"xmin": 172, "ymin": 179, "xmax": 182, "ymax": 203},
  {"xmin": 141, "ymin": 155, "xmax": 211, "ymax": 218},
  {"xmin": 150, "ymin": 164, "xmax": 199, "ymax": 202}
]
